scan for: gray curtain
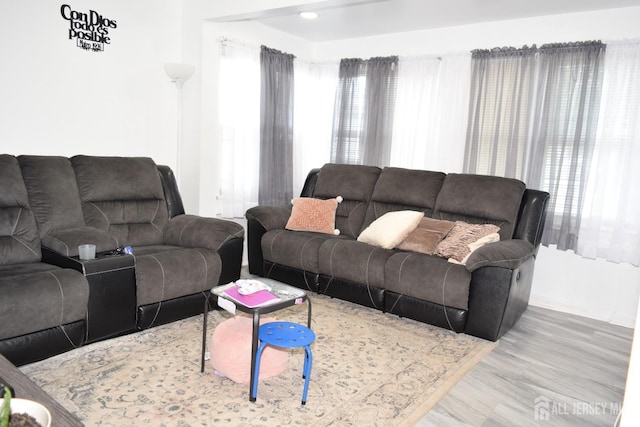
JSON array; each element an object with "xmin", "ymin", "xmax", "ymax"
[
  {"xmin": 331, "ymin": 56, "xmax": 398, "ymax": 166},
  {"xmin": 259, "ymin": 46, "xmax": 295, "ymax": 206},
  {"xmin": 331, "ymin": 58, "xmax": 366, "ymax": 165},
  {"xmin": 528, "ymin": 42, "xmax": 605, "ymax": 250},
  {"xmin": 464, "ymin": 46, "xmax": 538, "ymax": 178},
  {"xmin": 464, "ymin": 41, "xmax": 605, "ymax": 251}
]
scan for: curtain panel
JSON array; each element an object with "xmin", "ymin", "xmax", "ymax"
[
  {"xmin": 259, "ymin": 46, "xmax": 295, "ymax": 206},
  {"xmin": 362, "ymin": 56, "xmax": 399, "ymax": 166},
  {"xmin": 578, "ymin": 40, "xmax": 640, "ymax": 266},
  {"xmin": 217, "ymin": 39, "xmax": 260, "ymax": 218},
  {"xmin": 391, "ymin": 53, "xmax": 471, "ymax": 172},
  {"xmin": 464, "ymin": 42, "xmax": 605, "ymax": 252},
  {"xmin": 293, "ymin": 60, "xmax": 338, "ymax": 196},
  {"xmin": 529, "ymin": 42, "xmax": 606, "ymax": 250},
  {"xmin": 464, "ymin": 46, "xmax": 538, "ymax": 178},
  {"xmin": 331, "ymin": 56, "xmax": 398, "ymax": 167}
]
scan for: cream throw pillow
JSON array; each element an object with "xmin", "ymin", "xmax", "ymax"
[{"xmin": 357, "ymin": 210, "xmax": 424, "ymax": 249}]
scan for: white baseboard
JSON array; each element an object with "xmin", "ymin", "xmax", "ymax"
[{"xmin": 529, "ymin": 295, "xmax": 635, "ymax": 329}]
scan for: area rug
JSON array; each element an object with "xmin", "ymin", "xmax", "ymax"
[{"xmin": 21, "ymin": 294, "xmax": 496, "ymax": 426}]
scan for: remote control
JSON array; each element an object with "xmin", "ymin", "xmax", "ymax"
[{"xmin": 236, "ymin": 280, "xmax": 271, "ymax": 295}]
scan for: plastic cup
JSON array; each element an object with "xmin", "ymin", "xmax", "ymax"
[{"xmin": 78, "ymin": 244, "xmax": 96, "ymax": 260}]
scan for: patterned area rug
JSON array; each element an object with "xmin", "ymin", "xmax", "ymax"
[{"xmin": 21, "ymin": 295, "xmax": 496, "ymax": 426}]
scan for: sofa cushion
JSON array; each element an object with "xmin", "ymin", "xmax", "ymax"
[
  {"xmin": 312, "ymin": 164, "xmax": 381, "ymax": 238},
  {"xmin": 396, "ymin": 217, "xmax": 455, "ymax": 255},
  {"xmin": 285, "ymin": 197, "xmax": 341, "ymax": 235},
  {"xmin": 432, "ymin": 174, "xmax": 526, "ymax": 240},
  {"xmin": 361, "ymin": 167, "xmax": 446, "ymax": 231},
  {"xmin": 318, "ymin": 239, "xmax": 393, "ymax": 289},
  {"xmin": 72, "ymin": 156, "xmax": 169, "ymax": 247},
  {"xmin": 261, "ymin": 229, "xmax": 342, "ymax": 273},
  {"xmin": 132, "ymin": 245, "xmax": 222, "ymax": 306},
  {"xmin": 384, "ymin": 252, "xmax": 472, "ymax": 311},
  {"xmin": 18, "ymin": 155, "xmax": 86, "ymax": 238},
  {"xmin": 0, "ymin": 155, "xmax": 41, "ymax": 265},
  {"xmin": 0, "ymin": 267, "xmax": 89, "ymax": 340},
  {"xmin": 0, "ymin": 262, "xmax": 68, "ymax": 279},
  {"xmin": 357, "ymin": 210, "xmax": 423, "ymax": 249}
]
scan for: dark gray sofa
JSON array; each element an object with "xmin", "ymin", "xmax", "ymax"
[
  {"xmin": 0, "ymin": 154, "xmax": 244, "ymax": 366},
  {"xmin": 246, "ymin": 164, "xmax": 549, "ymax": 341}
]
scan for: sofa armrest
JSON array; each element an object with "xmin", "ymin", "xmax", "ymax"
[
  {"xmin": 464, "ymin": 239, "xmax": 535, "ymax": 272},
  {"xmin": 42, "ymin": 227, "xmax": 119, "ymax": 257},
  {"xmin": 464, "ymin": 239, "xmax": 537, "ymax": 341},
  {"xmin": 163, "ymin": 214, "xmax": 244, "ymax": 252},
  {"xmin": 245, "ymin": 205, "xmax": 292, "ymax": 231},
  {"xmin": 244, "ymin": 206, "xmax": 292, "ymax": 277}
]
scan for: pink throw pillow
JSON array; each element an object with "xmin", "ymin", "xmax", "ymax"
[{"xmin": 285, "ymin": 197, "xmax": 342, "ymax": 235}]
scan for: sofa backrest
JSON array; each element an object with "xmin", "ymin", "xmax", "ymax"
[
  {"xmin": 0, "ymin": 155, "xmax": 42, "ymax": 265},
  {"xmin": 18, "ymin": 155, "xmax": 86, "ymax": 238},
  {"xmin": 71, "ymin": 156, "xmax": 169, "ymax": 246},
  {"xmin": 513, "ymin": 188, "xmax": 550, "ymax": 252},
  {"xmin": 312, "ymin": 163, "xmax": 381, "ymax": 238},
  {"xmin": 432, "ymin": 173, "xmax": 526, "ymax": 240},
  {"xmin": 157, "ymin": 165, "xmax": 185, "ymax": 218},
  {"xmin": 360, "ymin": 167, "xmax": 446, "ymax": 233}
]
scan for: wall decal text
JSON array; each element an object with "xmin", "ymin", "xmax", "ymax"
[{"xmin": 60, "ymin": 4, "xmax": 117, "ymax": 52}]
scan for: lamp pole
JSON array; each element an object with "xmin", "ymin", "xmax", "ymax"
[{"xmin": 164, "ymin": 63, "xmax": 195, "ymax": 186}]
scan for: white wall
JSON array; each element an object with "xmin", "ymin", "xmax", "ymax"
[
  {"xmin": 312, "ymin": 6, "xmax": 640, "ymax": 59},
  {"xmin": 0, "ymin": 0, "xmax": 181, "ymax": 177}
]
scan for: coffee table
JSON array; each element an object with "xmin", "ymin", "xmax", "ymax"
[{"xmin": 200, "ymin": 277, "xmax": 311, "ymax": 402}]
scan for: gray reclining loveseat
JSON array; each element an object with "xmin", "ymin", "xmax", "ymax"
[
  {"xmin": 0, "ymin": 154, "xmax": 244, "ymax": 365},
  {"xmin": 246, "ymin": 163, "xmax": 549, "ymax": 341}
]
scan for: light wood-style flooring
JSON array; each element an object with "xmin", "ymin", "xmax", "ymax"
[{"xmin": 416, "ymin": 305, "xmax": 633, "ymax": 426}]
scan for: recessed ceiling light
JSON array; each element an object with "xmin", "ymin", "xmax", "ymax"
[{"xmin": 299, "ymin": 11, "xmax": 318, "ymax": 20}]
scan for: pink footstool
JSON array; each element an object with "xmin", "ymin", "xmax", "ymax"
[{"xmin": 210, "ymin": 315, "xmax": 288, "ymax": 384}]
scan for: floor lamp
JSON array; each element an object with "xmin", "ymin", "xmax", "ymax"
[{"xmin": 164, "ymin": 63, "xmax": 195, "ymax": 185}]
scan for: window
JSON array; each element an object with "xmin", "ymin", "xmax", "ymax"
[
  {"xmin": 331, "ymin": 57, "xmax": 398, "ymax": 167},
  {"xmin": 465, "ymin": 42, "xmax": 605, "ymax": 251}
]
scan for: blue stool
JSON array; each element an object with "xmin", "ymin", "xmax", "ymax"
[{"xmin": 251, "ymin": 321, "xmax": 316, "ymax": 405}]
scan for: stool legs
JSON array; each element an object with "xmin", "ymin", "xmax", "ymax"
[
  {"xmin": 301, "ymin": 345, "xmax": 313, "ymax": 405},
  {"xmin": 253, "ymin": 321, "xmax": 315, "ymax": 404},
  {"xmin": 251, "ymin": 343, "xmax": 314, "ymax": 405}
]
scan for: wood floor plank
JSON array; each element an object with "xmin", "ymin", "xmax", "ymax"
[
  {"xmin": 416, "ymin": 306, "xmax": 632, "ymax": 426},
  {"xmin": 240, "ymin": 268, "xmax": 631, "ymax": 426}
]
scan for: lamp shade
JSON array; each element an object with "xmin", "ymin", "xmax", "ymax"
[{"xmin": 164, "ymin": 63, "xmax": 195, "ymax": 81}]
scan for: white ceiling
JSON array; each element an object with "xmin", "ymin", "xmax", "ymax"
[{"xmin": 220, "ymin": 0, "xmax": 640, "ymax": 42}]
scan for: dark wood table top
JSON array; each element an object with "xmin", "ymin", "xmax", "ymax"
[{"xmin": 0, "ymin": 354, "xmax": 83, "ymax": 426}]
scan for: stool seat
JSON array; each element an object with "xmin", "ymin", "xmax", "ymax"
[
  {"xmin": 252, "ymin": 321, "xmax": 316, "ymax": 405},
  {"xmin": 260, "ymin": 321, "xmax": 316, "ymax": 348}
]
